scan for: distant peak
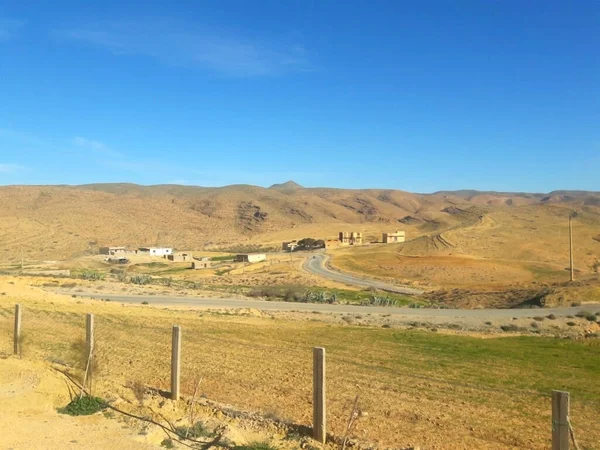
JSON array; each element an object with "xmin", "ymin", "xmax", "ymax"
[{"xmin": 269, "ymin": 180, "xmax": 304, "ymax": 189}]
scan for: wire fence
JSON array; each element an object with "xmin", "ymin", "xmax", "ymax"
[{"xmin": 0, "ymin": 302, "xmax": 599, "ymax": 449}]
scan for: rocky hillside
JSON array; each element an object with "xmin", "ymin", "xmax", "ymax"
[{"xmin": 0, "ymin": 183, "xmax": 599, "ymax": 261}]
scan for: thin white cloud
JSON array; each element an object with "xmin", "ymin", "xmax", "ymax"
[
  {"xmin": 0, "ymin": 163, "xmax": 26, "ymax": 173},
  {"xmin": 73, "ymin": 136, "xmax": 106, "ymax": 150},
  {"xmin": 72, "ymin": 136, "xmax": 123, "ymax": 158},
  {"xmin": 0, "ymin": 19, "xmax": 24, "ymax": 41},
  {"xmin": 73, "ymin": 136, "xmax": 108, "ymax": 151},
  {"xmin": 56, "ymin": 20, "xmax": 312, "ymax": 77}
]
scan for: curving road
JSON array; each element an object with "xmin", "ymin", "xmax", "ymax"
[{"xmin": 303, "ymin": 254, "xmax": 424, "ymax": 295}]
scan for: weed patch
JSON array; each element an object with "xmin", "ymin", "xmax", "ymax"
[
  {"xmin": 58, "ymin": 396, "xmax": 105, "ymax": 416},
  {"xmin": 232, "ymin": 442, "xmax": 278, "ymax": 450},
  {"xmin": 160, "ymin": 438, "xmax": 174, "ymax": 448}
]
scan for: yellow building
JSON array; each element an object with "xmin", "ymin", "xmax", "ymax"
[
  {"xmin": 339, "ymin": 231, "xmax": 363, "ymax": 245},
  {"xmin": 382, "ymin": 231, "xmax": 405, "ymax": 243}
]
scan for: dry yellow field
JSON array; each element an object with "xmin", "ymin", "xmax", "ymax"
[
  {"xmin": 330, "ymin": 205, "xmax": 600, "ymax": 289},
  {"xmin": 1, "ymin": 277, "xmax": 600, "ymax": 449}
]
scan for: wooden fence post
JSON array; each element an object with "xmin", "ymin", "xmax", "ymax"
[
  {"xmin": 171, "ymin": 325, "xmax": 182, "ymax": 400},
  {"xmin": 552, "ymin": 390, "xmax": 570, "ymax": 450},
  {"xmin": 85, "ymin": 313, "xmax": 95, "ymax": 390},
  {"xmin": 313, "ymin": 347, "xmax": 326, "ymax": 443},
  {"xmin": 14, "ymin": 304, "xmax": 22, "ymax": 357},
  {"xmin": 86, "ymin": 313, "xmax": 95, "ymax": 357}
]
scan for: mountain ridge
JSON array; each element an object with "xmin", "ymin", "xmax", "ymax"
[{"xmin": 0, "ymin": 183, "xmax": 599, "ymax": 261}]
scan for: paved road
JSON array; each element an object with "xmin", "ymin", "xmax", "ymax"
[
  {"xmin": 303, "ymin": 254, "xmax": 424, "ymax": 295},
  {"xmin": 65, "ymin": 291, "xmax": 600, "ymax": 319}
]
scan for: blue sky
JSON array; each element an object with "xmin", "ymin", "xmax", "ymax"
[{"xmin": 0, "ymin": 1, "xmax": 598, "ymax": 192}]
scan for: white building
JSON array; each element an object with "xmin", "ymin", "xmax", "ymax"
[
  {"xmin": 139, "ymin": 247, "xmax": 173, "ymax": 256},
  {"xmin": 235, "ymin": 253, "xmax": 266, "ymax": 263}
]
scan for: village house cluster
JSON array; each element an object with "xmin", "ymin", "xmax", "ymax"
[
  {"xmin": 284, "ymin": 230, "xmax": 406, "ymax": 251},
  {"xmin": 99, "ymin": 245, "xmax": 268, "ymax": 270}
]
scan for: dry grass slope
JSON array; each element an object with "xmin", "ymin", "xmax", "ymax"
[{"xmin": 1, "ymin": 184, "xmax": 599, "ymax": 265}]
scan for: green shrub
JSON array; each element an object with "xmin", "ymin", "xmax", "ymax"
[
  {"xmin": 546, "ymin": 313, "xmax": 557, "ymax": 320},
  {"xmin": 566, "ymin": 321, "xmax": 577, "ymax": 326},
  {"xmin": 500, "ymin": 324, "xmax": 520, "ymax": 332},
  {"xmin": 533, "ymin": 316, "xmax": 544, "ymax": 322},
  {"xmin": 58, "ymin": 396, "xmax": 105, "ymax": 416},
  {"xmin": 362, "ymin": 294, "xmax": 399, "ymax": 307},
  {"xmin": 585, "ymin": 314, "xmax": 597, "ymax": 322}
]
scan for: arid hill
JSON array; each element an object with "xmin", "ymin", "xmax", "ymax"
[{"xmin": 0, "ymin": 183, "xmax": 599, "ymax": 263}]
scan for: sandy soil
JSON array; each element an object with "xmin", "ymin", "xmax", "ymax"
[{"xmin": 0, "ymin": 358, "xmax": 159, "ymax": 450}]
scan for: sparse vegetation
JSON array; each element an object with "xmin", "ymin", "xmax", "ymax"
[
  {"xmin": 232, "ymin": 442, "xmax": 278, "ymax": 450},
  {"xmin": 130, "ymin": 275, "xmax": 152, "ymax": 285},
  {"xmin": 361, "ymin": 294, "xmax": 400, "ymax": 307},
  {"xmin": 245, "ymin": 285, "xmax": 419, "ymax": 307},
  {"xmin": 175, "ymin": 421, "xmax": 215, "ymax": 439},
  {"xmin": 78, "ymin": 270, "xmax": 105, "ymax": 281}
]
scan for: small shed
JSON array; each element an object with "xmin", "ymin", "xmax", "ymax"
[
  {"xmin": 168, "ymin": 253, "xmax": 191, "ymax": 262},
  {"xmin": 99, "ymin": 246, "xmax": 128, "ymax": 255},
  {"xmin": 192, "ymin": 258, "xmax": 212, "ymax": 269}
]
